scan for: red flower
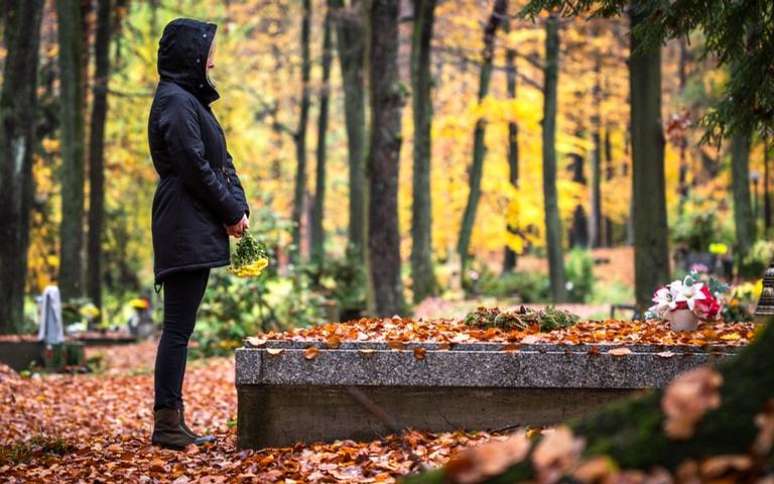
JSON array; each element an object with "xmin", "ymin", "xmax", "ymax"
[{"xmin": 694, "ymin": 285, "xmax": 721, "ymax": 320}]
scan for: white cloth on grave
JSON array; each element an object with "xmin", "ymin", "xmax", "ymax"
[{"xmin": 36, "ymin": 285, "xmax": 64, "ymax": 345}]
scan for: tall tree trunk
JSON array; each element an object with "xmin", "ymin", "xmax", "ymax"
[
  {"xmin": 731, "ymin": 128, "xmax": 756, "ymax": 271},
  {"xmin": 502, "ymin": 12, "xmax": 520, "ymax": 273},
  {"xmin": 367, "ymin": 0, "xmax": 405, "ymax": 316},
  {"xmin": 603, "ymin": 126, "xmax": 615, "ymax": 246},
  {"xmin": 569, "ymin": 130, "xmax": 588, "ymax": 249},
  {"xmin": 87, "ymin": 0, "xmax": 112, "ymax": 318},
  {"xmin": 589, "ymin": 56, "xmax": 603, "ymax": 248},
  {"xmin": 57, "ymin": 0, "xmax": 86, "ymax": 301},
  {"xmin": 0, "ymin": 0, "xmax": 44, "ymax": 334},
  {"xmin": 764, "ymin": 138, "xmax": 772, "ymax": 231},
  {"xmin": 630, "ymin": 3, "xmax": 669, "ymax": 310},
  {"xmin": 677, "ymin": 37, "xmax": 690, "ymax": 212},
  {"xmin": 542, "ymin": 13, "xmax": 567, "ymax": 302},
  {"xmin": 410, "ymin": 0, "xmax": 437, "ymax": 303},
  {"xmin": 332, "ymin": 0, "xmax": 367, "ymax": 264},
  {"xmin": 457, "ymin": 0, "xmax": 507, "ymax": 284},
  {"xmin": 311, "ymin": 2, "xmax": 334, "ymax": 268},
  {"xmin": 292, "ymin": 0, "xmax": 312, "ymax": 264}
]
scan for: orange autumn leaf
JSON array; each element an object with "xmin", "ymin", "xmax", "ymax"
[
  {"xmin": 304, "ymin": 346, "xmax": 320, "ymax": 360},
  {"xmin": 662, "ymin": 367, "xmax": 723, "ymax": 439},
  {"xmin": 445, "ymin": 431, "xmax": 530, "ymax": 484}
]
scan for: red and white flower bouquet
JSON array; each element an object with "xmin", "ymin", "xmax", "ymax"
[{"xmin": 647, "ymin": 272, "xmax": 724, "ymax": 330}]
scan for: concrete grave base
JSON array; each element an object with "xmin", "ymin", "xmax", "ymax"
[
  {"xmin": 235, "ymin": 342, "xmax": 739, "ymax": 449},
  {"xmin": 237, "ymin": 384, "xmax": 634, "ymax": 449}
]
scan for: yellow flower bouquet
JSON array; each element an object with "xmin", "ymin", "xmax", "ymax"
[{"xmin": 228, "ymin": 232, "xmax": 269, "ymax": 278}]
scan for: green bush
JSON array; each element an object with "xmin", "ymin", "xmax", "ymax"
[
  {"xmin": 306, "ymin": 247, "xmax": 367, "ymax": 318},
  {"xmin": 589, "ymin": 280, "xmax": 635, "ymax": 305},
  {"xmin": 670, "ymin": 194, "xmax": 734, "ymax": 252},
  {"xmin": 565, "ymin": 248, "xmax": 594, "ymax": 303},
  {"xmin": 744, "ymin": 239, "xmax": 774, "ymax": 276},
  {"xmin": 194, "ymin": 270, "xmax": 326, "ymax": 357}
]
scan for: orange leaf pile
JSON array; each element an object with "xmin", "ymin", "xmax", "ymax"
[{"xmin": 253, "ymin": 316, "xmax": 755, "ymax": 347}]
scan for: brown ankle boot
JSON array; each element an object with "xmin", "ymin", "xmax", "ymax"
[
  {"xmin": 152, "ymin": 407, "xmax": 195, "ymax": 450},
  {"xmin": 179, "ymin": 405, "xmax": 215, "ymax": 444}
]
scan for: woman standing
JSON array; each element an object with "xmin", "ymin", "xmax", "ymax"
[{"xmin": 148, "ymin": 18, "xmax": 249, "ymax": 450}]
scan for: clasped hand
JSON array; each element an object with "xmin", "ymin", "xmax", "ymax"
[{"xmin": 226, "ymin": 214, "xmax": 249, "ymax": 237}]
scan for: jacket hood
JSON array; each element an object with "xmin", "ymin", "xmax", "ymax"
[{"xmin": 157, "ymin": 18, "xmax": 220, "ymax": 105}]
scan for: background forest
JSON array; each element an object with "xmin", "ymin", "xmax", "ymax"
[{"xmin": 0, "ymin": 0, "xmax": 771, "ymax": 344}]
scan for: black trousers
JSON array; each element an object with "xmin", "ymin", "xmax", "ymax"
[{"xmin": 154, "ymin": 268, "xmax": 210, "ymax": 410}]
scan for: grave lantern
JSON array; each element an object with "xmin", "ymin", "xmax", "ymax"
[{"xmin": 754, "ymin": 262, "xmax": 774, "ymax": 318}]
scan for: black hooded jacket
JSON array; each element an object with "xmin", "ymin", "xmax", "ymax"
[{"xmin": 148, "ymin": 18, "xmax": 249, "ymax": 284}]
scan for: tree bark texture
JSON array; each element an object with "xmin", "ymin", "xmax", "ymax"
[
  {"xmin": 311, "ymin": 2, "xmax": 334, "ymax": 267},
  {"xmin": 87, "ymin": 0, "xmax": 112, "ymax": 315},
  {"xmin": 542, "ymin": 14, "xmax": 567, "ymax": 302},
  {"xmin": 410, "ymin": 0, "xmax": 438, "ymax": 303},
  {"xmin": 0, "ymin": 0, "xmax": 44, "ymax": 333},
  {"xmin": 730, "ymin": 128, "xmax": 756, "ymax": 271},
  {"xmin": 367, "ymin": 0, "xmax": 405, "ymax": 316},
  {"xmin": 292, "ymin": 0, "xmax": 312, "ymax": 263},
  {"xmin": 332, "ymin": 0, "xmax": 368, "ymax": 264},
  {"xmin": 502, "ymin": 11, "xmax": 520, "ymax": 273},
  {"xmin": 57, "ymin": 0, "xmax": 87, "ymax": 301},
  {"xmin": 630, "ymin": 3, "xmax": 669, "ymax": 310}
]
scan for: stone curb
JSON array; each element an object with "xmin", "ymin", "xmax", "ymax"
[{"xmin": 235, "ymin": 345, "xmax": 737, "ymax": 389}]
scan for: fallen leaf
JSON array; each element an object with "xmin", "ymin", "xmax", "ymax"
[
  {"xmin": 752, "ymin": 399, "xmax": 774, "ymax": 457},
  {"xmin": 445, "ymin": 431, "xmax": 530, "ymax": 484},
  {"xmin": 413, "ymin": 347, "xmax": 427, "ymax": 360},
  {"xmin": 245, "ymin": 337, "xmax": 267, "ymax": 347},
  {"xmin": 700, "ymin": 454, "xmax": 752, "ymax": 478},
  {"xmin": 656, "ymin": 351, "xmax": 675, "ymax": 358},
  {"xmin": 572, "ymin": 455, "xmax": 617, "ymax": 483},
  {"xmin": 720, "ymin": 333, "xmax": 741, "ymax": 341},
  {"xmin": 662, "ymin": 367, "xmax": 723, "ymax": 439},
  {"xmin": 325, "ymin": 335, "xmax": 342, "ymax": 349},
  {"xmin": 387, "ymin": 340, "xmax": 405, "ymax": 351},
  {"xmin": 532, "ymin": 425, "xmax": 585, "ymax": 479},
  {"xmin": 608, "ymin": 348, "xmax": 632, "ymax": 356},
  {"xmin": 304, "ymin": 346, "xmax": 320, "ymax": 360},
  {"xmin": 266, "ymin": 348, "xmax": 284, "ymax": 356}
]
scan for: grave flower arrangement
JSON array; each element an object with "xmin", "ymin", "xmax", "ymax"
[
  {"xmin": 646, "ymin": 272, "xmax": 725, "ymax": 329},
  {"xmin": 228, "ymin": 232, "xmax": 269, "ymax": 278}
]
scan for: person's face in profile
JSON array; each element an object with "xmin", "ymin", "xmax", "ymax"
[{"xmin": 207, "ymin": 37, "xmax": 216, "ymax": 72}]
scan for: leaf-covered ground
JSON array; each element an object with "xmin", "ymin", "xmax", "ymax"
[
  {"xmin": 0, "ymin": 341, "xmax": 499, "ymax": 482},
  {"xmin": 250, "ymin": 317, "xmax": 755, "ymax": 348}
]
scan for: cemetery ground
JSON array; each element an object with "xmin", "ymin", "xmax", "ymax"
[
  {"xmin": 1, "ymin": 312, "xmax": 768, "ymax": 483},
  {"xmin": 0, "ymin": 339, "xmax": 500, "ymax": 482}
]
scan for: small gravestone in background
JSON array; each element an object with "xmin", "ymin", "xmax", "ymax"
[
  {"xmin": 37, "ymin": 286, "xmax": 64, "ymax": 345},
  {"xmin": 35, "ymin": 286, "xmax": 84, "ymax": 369}
]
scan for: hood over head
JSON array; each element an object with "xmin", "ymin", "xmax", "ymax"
[{"xmin": 157, "ymin": 18, "xmax": 220, "ymax": 105}]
